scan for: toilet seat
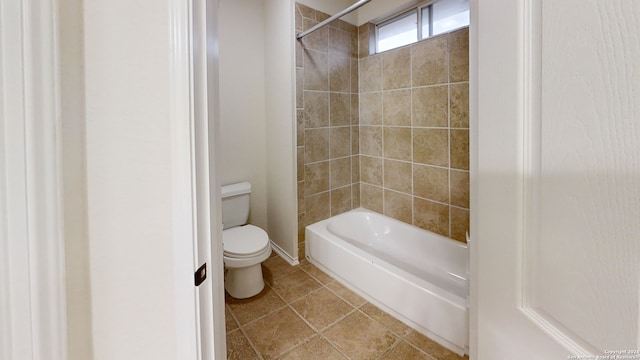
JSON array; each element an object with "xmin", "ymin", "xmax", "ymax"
[{"xmin": 223, "ymin": 224, "xmax": 270, "ymax": 258}]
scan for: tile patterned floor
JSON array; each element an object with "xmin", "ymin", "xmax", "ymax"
[{"xmin": 225, "ymin": 253, "xmax": 469, "ymax": 360}]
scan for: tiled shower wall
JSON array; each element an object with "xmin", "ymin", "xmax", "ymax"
[
  {"xmin": 295, "ymin": 4, "xmax": 361, "ymax": 257},
  {"xmin": 356, "ymin": 25, "xmax": 470, "ymax": 242},
  {"xmin": 296, "ymin": 3, "xmax": 469, "ymax": 252}
]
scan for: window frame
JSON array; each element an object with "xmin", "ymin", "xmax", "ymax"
[{"xmin": 374, "ymin": 0, "xmax": 467, "ymax": 54}]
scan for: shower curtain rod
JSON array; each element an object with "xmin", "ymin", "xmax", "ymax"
[{"xmin": 296, "ymin": 0, "xmax": 371, "ymax": 40}]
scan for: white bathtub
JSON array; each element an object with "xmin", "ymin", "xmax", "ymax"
[{"xmin": 305, "ymin": 208, "xmax": 469, "ymax": 355}]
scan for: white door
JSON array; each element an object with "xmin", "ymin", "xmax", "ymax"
[{"xmin": 471, "ymin": 0, "xmax": 639, "ymax": 359}]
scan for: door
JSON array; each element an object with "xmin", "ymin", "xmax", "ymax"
[{"xmin": 471, "ymin": 0, "xmax": 639, "ymax": 358}]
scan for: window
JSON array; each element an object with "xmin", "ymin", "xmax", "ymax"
[{"xmin": 375, "ymin": 0, "xmax": 469, "ymax": 53}]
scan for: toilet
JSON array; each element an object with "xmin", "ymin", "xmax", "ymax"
[{"xmin": 221, "ymin": 182, "xmax": 271, "ymax": 299}]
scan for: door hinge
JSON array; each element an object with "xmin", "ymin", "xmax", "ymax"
[{"xmin": 194, "ymin": 263, "xmax": 207, "ymax": 286}]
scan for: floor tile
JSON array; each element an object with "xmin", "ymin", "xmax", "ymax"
[
  {"xmin": 270, "ymin": 268, "xmax": 322, "ymax": 303},
  {"xmin": 405, "ymin": 330, "xmax": 466, "ymax": 360},
  {"xmin": 379, "ymin": 340, "xmax": 432, "ymax": 360},
  {"xmin": 226, "ymin": 329, "xmax": 260, "ymax": 360},
  {"xmin": 299, "ymin": 260, "xmax": 335, "ymax": 284},
  {"xmin": 262, "ymin": 255, "xmax": 298, "ymax": 285},
  {"xmin": 322, "ymin": 311, "xmax": 397, "ymax": 360},
  {"xmin": 243, "ymin": 307, "xmax": 315, "ymax": 360},
  {"xmin": 226, "ymin": 285, "xmax": 286, "ymax": 325},
  {"xmin": 225, "ymin": 304, "xmax": 238, "ymax": 332},
  {"xmin": 278, "ymin": 335, "xmax": 347, "ymax": 360},
  {"xmin": 325, "ymin": 280, "xmax": 368, "ymax": 307},
  {"xmin": 290, "ymin": 287, "xmax": 354, "ymax": 331},
  {"xmin": 359, "ymin": 303, "xmax": 412, "ymax": 336}
]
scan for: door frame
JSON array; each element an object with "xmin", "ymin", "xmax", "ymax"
[{"xmin": 0, "ymin": 0, "xmax": 68, "ymax": 359}]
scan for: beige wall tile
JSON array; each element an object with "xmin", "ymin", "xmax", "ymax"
[
  {"xmin": 383, "ymin": 89, "xmax": 411, "ymax": 126},
  {"xmin": 315, "ymin": 10, "xmax": 330, "ymax": 22},
  {"xmin": 331, "ymin": 186, "xmax": 352, "ymax": 216},
  {"xmin": 413, "ymin": 128, "xmax": 449, "ymax": 166},
  {"xmin": 384, "ymin": 159, "xmax": 412, "ymax": 193},
  {"xmin": 329, "ymin": 54, "xmax": 351, "ymax": 92},
  {"xmin": 304, "ymin": 161, "xmax": 329, "ymax": 196},
  {"xmin": 413, "ymin": 85, "xmax": 449, "ymax": 127},
  {"xmin": 450, "ymin": 206, "xmax": 469, "ymax": 242},
  {"xmin": 297, "ymin": 3, "xmax": 468, "ymax": 244},
  {"xmin": 330, "ymin": 126, "xmax": 351, "ymax": 159},
  {"xmin": 413, "ymin": 198, "xmax": 449, "ymax": 237},
  {"xmin": 296, "ymin": 3, "xmax": 315, "ymax": 22},
  {"xmin": 296, "ymin": 40, "xmax": 303, "ymax": 67},
  {"xmin": 413, "ymin": 164, "xmax": 449, "ymax": 203},
  {"xmin": 305, "ymin": 192, "xmax": 330, "ymax": 225},
  {"xmin": 450, "ymin": 82, "xmax": 469, "ymax": 128},
  {"xmin": 350, "ymin": 94, "xmax": 359, "ymax": 125},
  {"xmin": 351, "ymin": 126, "xmax": 359, "ymax": 155},
  {"xmin": 359, "ymin": 125, "xmax": 382, "ymax": 156},
  {"xmin": 450, "ymin": 129, "xmax": 469, "ymax": 170},
  {"xmin": 411, "ymin": 36, "xmax": 448, "ymax": 86},
  {"xmin": 382, "ymin": 47, "xmax": 411, "ymax": 90},
  {"xmin": 352, "ymin": 183, "xmax": 361, "ymax": 208},
  {"xmin": 450, "ymin": 170, "xmax": 469, "ymax": 208},
  {"xmin": 449, "ymin": 28, "xmax": 469, "ymax": 83},
  {"xmin": 297, "ymin": 180, "xmax": 304, "ymax": 214},
  {"xmin": 359, "ymin": 55, "xmax": 382, "ymax": 92},
  {"xmin": 301, "ymin": 19, "xmax": 328, "ymax": 52},
  {"xmin": 383, "ymin": 127, "xmax": 412, "ymax": 161},
  {"xmin": 330, "ymin": 157, "xmax": 351, "ymax": 189},
  {"xmin": 360, "ymin": 155, "xmax": 383, "ymax": 186},
  {"xmin": 296, "ymin": 68, "xmax": 303, "ymax": 108},
  {"xmin": 330, "ymin": 93, "xmax": 350, "ymax": 126},
  {"xmin": 304, "ymin": 91, "xmax": 329, "ymax": 128},
  {"xmin": 360, "ymin": 92, "xmax": 382, "ymax": 125},
  {"xmin": 352, "ymin": 155, "xmax": 360, "ymax": 182},
  {"xmin": 296, "ymin": 109, "xmax": 304, "ymax": 146},
  {"xmin": 305, "ymin": 128, "xmax": 329, "ymax": 163},
  {"xmin": 360, "ymin": 183, "xmax": 383, "ymax": 214},
  {"xmin": 350, "ymin": 59, "xmax": 359, "ymax": 92},
  {"xmin": 304, "ymin": 50, "xmax": 328, "ymax": 91},
  {"xmin": 358, "ymin": 24, "xmax": 370, "ymax": 59},
  {"xmin": 297, "ymin": 146, "xmax": 304, "ymax": 181},
  {"xmin": 384, "ymin": 190, "xmax": 413, "ymax": 224},
  {"xmin": 295, "ymin": 4, "xmax": 303, "ymax": 32},
  {"xmin": 329, "ymin": 27, "xmax": 351, "ymax": 56}
]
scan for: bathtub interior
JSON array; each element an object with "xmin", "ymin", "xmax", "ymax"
[{"xmin": 325, "ymin": 209, "xmax": 469, "ymax": 299}]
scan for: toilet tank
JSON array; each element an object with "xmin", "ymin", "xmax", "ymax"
[{"xmin": 221, "ymin": 182, "xmax": 251, "ymax": 230}]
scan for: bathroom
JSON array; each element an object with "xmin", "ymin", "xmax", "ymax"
[
  {"xmin": 218, "ymin": 0, "xmax": 638, "ymax": 358},
  {"xmin": 7, "ymin": 0, "xmax": 636, "ymax": 359}
]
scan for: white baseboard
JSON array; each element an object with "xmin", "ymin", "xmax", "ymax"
[{"xmin": 269, "ymin": 241, "xmax": 299, "ymax": 266}]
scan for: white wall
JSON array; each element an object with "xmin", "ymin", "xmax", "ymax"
[
  {"xmin": 295, "ymin": 0, "xmax": 414, "ymax": 26},
  {"xmin": 296, "ymin": 0, "xmax": 357, "ymax": 24},
  {"xmin": 84, "ymin": 1, "xmax": 183, "ymax": 358},
  {"xmin": 219, "ymin": 0, "xmax": 268, "ymax": 230},
  {"xmin": 264, "ymin": 0, "xmax": 298, "ymax": 259},
  {"xmin": 58, "ymin": 0, "xmax": 92, "ymax": 359}
]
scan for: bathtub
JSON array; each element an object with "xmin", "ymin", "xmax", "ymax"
[{"xmin": 305, "ymin": 208, "xmax": 469, "ymax": 355}]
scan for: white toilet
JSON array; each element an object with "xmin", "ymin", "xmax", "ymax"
[{"xmin": 221, "ymin": 182, "xmax": 271, "ymax": 299}]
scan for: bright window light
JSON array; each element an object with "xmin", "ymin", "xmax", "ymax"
[
  {"xmin": 375, "ymin": 0, "xmax": 469, "ymax": 53},
  {"xmin": 377, "ymin": 11, "xmax": 418, "ymax": 53},
  {"xmin": 432, "ymin": 0, "xmax": 470, "ymax": 36}
]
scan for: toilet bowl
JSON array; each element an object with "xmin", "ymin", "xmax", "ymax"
[
  {"xmin": 221, "ymin": 182, "xmax": 271, "ymax": 299},
  {"xmin": 223, "ymin": 224, "xmax": 271, "ymax": 299}
]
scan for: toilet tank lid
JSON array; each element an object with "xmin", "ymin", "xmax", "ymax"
[{"xmin": 221, "ymin": 182, "xmax": 251, "ymax": 198}]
